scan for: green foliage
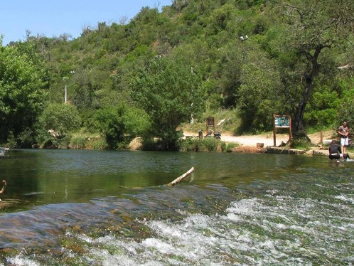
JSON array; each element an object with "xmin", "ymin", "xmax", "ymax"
[
  {"xmin": 180, "ymin": 137, "xmax": 220, "ymax": 152},
  {"xmin": 180, "ymin": 137, "xmax": 236, "ymax": 152},
  {"xmin": 5, "ymin": 0, "xmax": 354, "ymax": 148},
  {"xmin": 304, "ymin": 88, "xmax": 340, "ymax": 129},
  {"xmin": 17, "ymin": 128, "xmax": 35, "ymax": 148},
  {"xmin": 290, "ymin": 137, "xmax": 312, "ymax": 150},
  {"xmin": 93, "ymin": 105, "xmax": 126, "ymax": 149},
  {"xmin": 267, "ymin": 0, "xmax": 354, "ymax": 135},
  {"xmin": 39, "ymin": 103, "xmax": 81, "ymax": 134},
  {"xmin": 37, "ymin": 103, "xmax": 81, "ymax": 148},
  {"xmin": 70, "ymin": 136, "xmax": 87, "ymax": 149},
  {"xmin": 223, "ymin": 142, "xmax": 239, "ymax": 152},
  {"xmin": 237, "ymin": 46, "xmax": 283, "ymax": 132},
  {"xmin": 93, "ymin": 104, "xmax": 150, "ymax": 150},
  {"xmin": 0, "ymin": 45, "xmax": 48, "ymax": 146},
  {"xmin": 337, "ymin": 87, "xmax": 354, "ymax": 127},
  {"xmin": 131, "ymin": 57, "xmax": 206, "ymax": 150}
]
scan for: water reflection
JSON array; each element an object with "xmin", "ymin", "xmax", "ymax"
[{"xmin": 0, "ymin": 149, "xmax": 353, "ymax": 265}]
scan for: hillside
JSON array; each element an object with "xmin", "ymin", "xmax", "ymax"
[{"xmin": 1, "ymin": 0, "xmax": 353, "ymax": 149}]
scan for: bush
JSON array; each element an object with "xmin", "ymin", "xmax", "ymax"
[
  {"xmin": 90, "ymin": 138, "xmax": 108, "ymax": 150},
  {"xmin": 38, "ymin": 103, "xmax": 81, "ymax": 136},
  {"xmin": 70, "ymin": 136, "xmax": 87, "ymax": 149},
  {"xmin": 93, "ymin": 104, "xmax": 150, "ymax": 150},
  {"xmin": 41, "ymin": 134, "xmax": 71, "ymax": 149},
  {"xmin": 222, "ymin": 142, "xmax": 239, "ymax": 152},
  {"xmin": 180, "ymin": 137, "xmax": 225, "ymax": 152}
]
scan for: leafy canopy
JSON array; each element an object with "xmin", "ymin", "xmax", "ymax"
[
  {"xmin": 131, "ymin": 57, "xmax": 205, "ymax": 150},
  {"xmin": 0, "ymin": 44, "xmax": 47, "ymax": 144}
]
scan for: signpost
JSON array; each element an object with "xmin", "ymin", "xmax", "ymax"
[
  {"xmin": 206, "ymin": 117, "xmax": 215, "ymax": 133},
  {"xmin": 273, "ymin": 115, "xmax": 292, "ymax": 146}
]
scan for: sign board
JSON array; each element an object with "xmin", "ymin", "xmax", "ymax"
[
  {"xmin": 206, "ymin": 117, "xmax": 215, "ymax": 127},
  {"xmin": 274, "ymin": 115, "xmax": 290, "ymax": 128},
  {"xmin": 273, "ymin": 115, "xmax": 292, "ymax": 146},
  {"xmin": 206, "ymin": 117, "xmax": 215, "ymax": 131}
]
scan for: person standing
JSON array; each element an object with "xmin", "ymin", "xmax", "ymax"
[{"xmin": 338, "ymin": 121, "xmax": 349, "ymax": 155}]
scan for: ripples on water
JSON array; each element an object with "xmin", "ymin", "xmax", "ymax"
[{"xmin": 1, "ymin": 150, "xmax": 354, "ymax": 265}]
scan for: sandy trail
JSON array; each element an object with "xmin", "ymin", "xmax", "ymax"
[
  {"xmin": 184, "ymin": 131, "xmax": 331, "ymax": 147},
  {"xmin": 220, "ymin": 134, "xmax": 289, "ymax": 147},
  {"xmin": 184, "ymin": 131, "xmax": 289, "ymax": 147}
]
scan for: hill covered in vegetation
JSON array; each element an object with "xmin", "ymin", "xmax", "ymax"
[{"xmin": 1, "ymin": 0, "xmax": 354, "ymax": 150}]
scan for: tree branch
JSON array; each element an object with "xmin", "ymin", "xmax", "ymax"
[{"xmin": 168, "ymin": 167, "xmax": 195, "ymax": 186}]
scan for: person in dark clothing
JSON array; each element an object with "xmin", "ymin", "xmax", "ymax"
[{"xmin": 328, "ymin": 140, "xmax": 341, "ymax": 160}]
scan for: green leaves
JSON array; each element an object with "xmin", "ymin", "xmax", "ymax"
[
  {"xmin": 0, "ymin": 45, "xmax": 47, "ymax": 144},
  {"xmin": 39, "ymin": 103, "xmax": 81, "ymax": 135},
  {"xmin": 131, "ymin": 57, "xmax": 205, "ymax": 150},
  {"xmin": 10, "ymin": 0, "xmax": 354, "ymax": 142},
  {"xmin": 93, "ymin": 104, "xmax": 150, "ymax": 150}
]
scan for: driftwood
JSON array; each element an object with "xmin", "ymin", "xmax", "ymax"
[
  {"xmin": 0, "ymin": 180, "xmax": 6, "ymax": 201},
  {"xmin": 168, "ymin": 167, "xmax": 194, "ymax": 186}
]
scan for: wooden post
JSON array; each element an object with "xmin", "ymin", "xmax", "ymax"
[
  {"xmin": 289, "ymin": 115, "xmax": 292, "ymax": 141},
  {"xmin": 273, "ymin": 114, "xmax": 277, "ymax": 146},
  {"xmin": 64, "ymin": 85, "xmax": 67, "ymax": 104}
]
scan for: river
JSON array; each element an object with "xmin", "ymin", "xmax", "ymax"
[{"xmin": 0, "ymin": 149, "xmax": 353, "ymax": 265}]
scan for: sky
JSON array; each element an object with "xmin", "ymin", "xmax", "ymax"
[{"xmin": 0, "ymin": 0, "xmax": 173, "ymax": 45}]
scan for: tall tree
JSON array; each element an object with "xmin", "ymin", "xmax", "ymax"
[
  {"xmin": 0, "ymin": 44, "xmax": 48, "ymax": 146},
  {"xmin": 269, "ymin": 0, "xmax": 354, "ymax": 139},
  {"xmin": 131, "ymin": 57, "xmax": 205, "ymax": 150}
]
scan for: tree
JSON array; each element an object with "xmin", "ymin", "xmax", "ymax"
[
  {"xmin": 131, "ymin": 57, "xmax": 205, "ymax": 150},
  {"xmin": 36, "ymin": 103, "xmax": 81, "ymax": 148},
  {"xmin": 39, "ymin": 103, "xmax": 81, "ymax": 136},
  {"xmin": 0, "ymin": 44, "xmax": 48, "ymax": 146},
  {"xmin": 237, "ymin": 46, "xmax": 283, "ymax": 132},
  {"xmin": 93, "ymin": 104, "xmax": 150, "ymax": 150},
  {"xmin": 269, "ymin": 0, "xmax": 354, "ymax": 139}
]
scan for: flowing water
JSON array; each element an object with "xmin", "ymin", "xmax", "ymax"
[{"xmin": 0, "ymin": 149, "xmax": 353, "ymax": 265}]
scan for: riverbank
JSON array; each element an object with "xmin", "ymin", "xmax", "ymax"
[
  {"xmin": 70, "ymin": 129, "xmax": 342, "ymax": 157},
  {"xmin": 180, "ymin": 129, "xmax": 349, "ymax": 157}
]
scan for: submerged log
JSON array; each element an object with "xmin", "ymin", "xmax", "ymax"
[{"xmin": 168, "ymin": 167, "xmax": 195, "ymax": 186}]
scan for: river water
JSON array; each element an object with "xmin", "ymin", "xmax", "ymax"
[{"xmin": 0, "ymin": 149, "xmax": 353, "ymax": 265}]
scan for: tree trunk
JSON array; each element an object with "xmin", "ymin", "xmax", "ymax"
[{"xmin": 292, "ymin": 46, "xmax": 322, "ymax": 139}]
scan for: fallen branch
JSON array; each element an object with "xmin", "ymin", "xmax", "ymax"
[
  {"xmin": 168, "ymin": 167, "xmax": 195, "ymax": 186},
  {"xmin": 0, "ymin": 180, "xmax": 6, "ymax": 201}
]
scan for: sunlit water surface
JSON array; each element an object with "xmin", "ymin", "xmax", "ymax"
[{"xmin": 0, "ymin": 149, "xmax": 353, "ymax": 265}]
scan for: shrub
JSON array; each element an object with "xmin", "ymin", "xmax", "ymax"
[
  {"xmin": 70, "ymin": 136, "xmax": 87, "ymax": 149},
  {"xmin": 180, "ymin": 137, "xmax": 226, "ymax": 152}
]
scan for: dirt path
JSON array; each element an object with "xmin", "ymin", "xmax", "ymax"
[
  {"xmin": 129, "ymin": 130, "xmax": 335, "ymax": 151},
  {"xmin": 220, "ymin": 133, "xmax": 288, "ymax": 147},
  {"xmin": 184, "ymin": 130, "xmax": 335, "ymax": 148}
]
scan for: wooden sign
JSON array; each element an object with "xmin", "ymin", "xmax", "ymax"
[
  {"xmin": 273, "ymin": 115, "xmax": 292, "ymax": 146},
  {"xmin": 206, "ymin": 117, "xmax": 215, "ymax": 132}
]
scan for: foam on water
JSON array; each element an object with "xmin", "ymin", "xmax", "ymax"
[
  {"xmin": 3, "ymin": 155, "xmax": 354, "ymax": 265},
  {"xmin": 6, "ymin": 256, "xmax": 40, "ymax": 266},
  {"xmin": 69, "ymin": 182, "xmax": 354, "ymax": 265}
]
